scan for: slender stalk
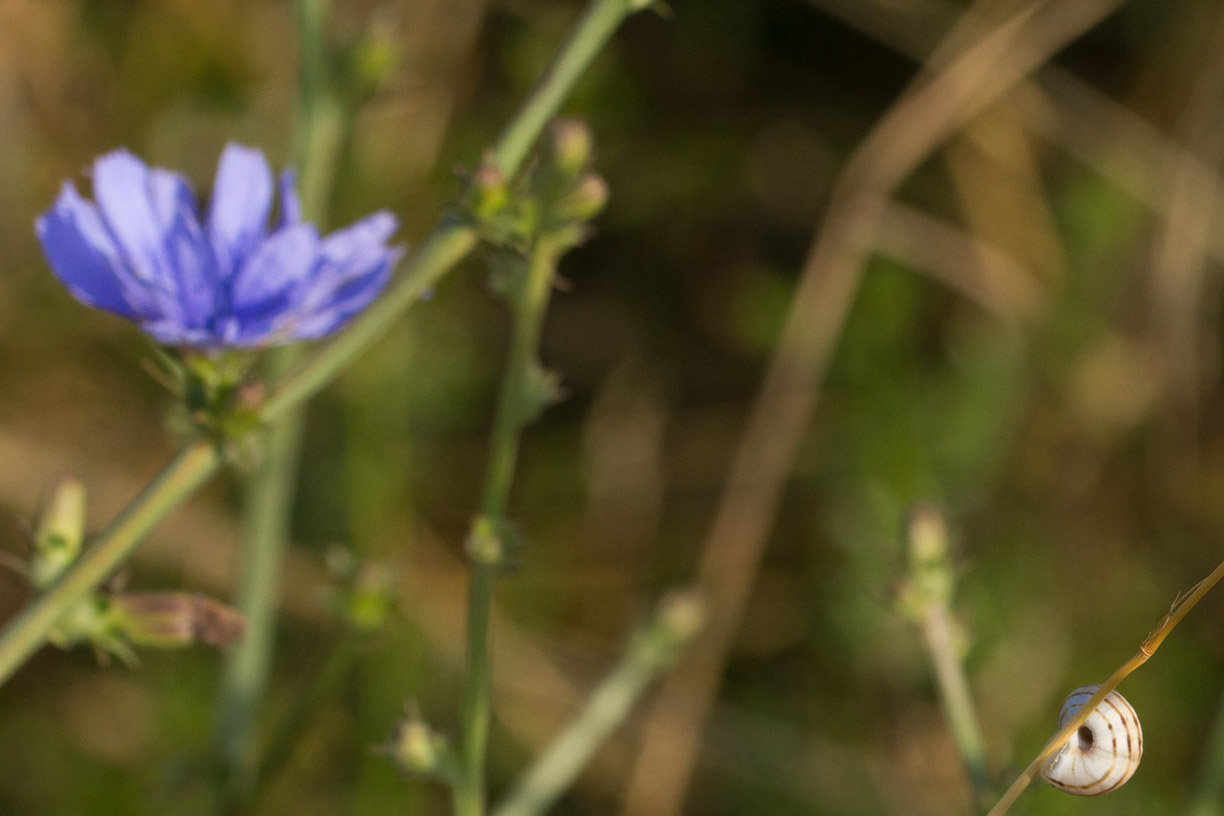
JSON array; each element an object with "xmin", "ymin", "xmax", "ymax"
[
  {"xmin": 490, "ymin": 0, "xmax": 652, "ymax": 176},
  {"xmin": 921, "ymin": 603, "xmax": 990, "ymax": 813},
  {"xmin": 0, "ymin": 0, "xmax": 649, "ymax": 695},
  {"xmin": 0, "ymin": 442, "xmax": 222, "ymax": 685},
  {"xmin": 900, "ymin": 507, "xmax": 990, "ymax": 813},
  {"xmin": 988, "ymin": 556, "xmax": 1224, "ymax": 816},
  {"xmin": 492, "ymin": 592, "xmax": 703, "ymax": 816},
  {"xmin": 211, "ymin": 0, "xmax": 339, "ymax": 796},
  {"xmin": 455, "ymin": 237, "xmax": 563, "ymax": 816},
  {"xmin": 211, "ymin": 352, "xmax": 306, "ymax": 797}
]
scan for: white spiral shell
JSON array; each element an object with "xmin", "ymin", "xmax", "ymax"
[{"xmin": 1040, "ymin": 685, "xmax": 1143, "ymax": 796}]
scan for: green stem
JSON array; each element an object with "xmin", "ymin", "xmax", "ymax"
[
  {"xmin": 490, "ymin": 0, "xmax": 652, "ymax": 175},
  {"xmin": 211, "ymin": 0, "xmax": 339, "ymax": 797},
  {"xmin": 921, "ymin": 603, "xmax": 990, "ymax": 814},
  {"xmin": 454, "ymin": 238, "xmax": 564, "ymax": 816},
  {"xmin": 901, "ymin": 508, "xmax": 990, "ymax": 813},
  {"xmin": 492, "ymin": 592, "xmax": 702, "ymax": 816},
  {"xmin": 0, "ymin": 442, "xmax": 222, "ymax": 685},
  {"xmin": 212, "ymin": 351, "xmax": 306, "ymax": 798},
  {"xmin": 0, "ymin": 0, "xmax": 649, "ymax": 696}
]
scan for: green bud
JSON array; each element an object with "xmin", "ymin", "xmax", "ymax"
[
  {"xmin": 906, "ymin": 503, "xmax": 948, "ymax": 568},
  {"xmin": 31, "ymin": 475, "xmax": 87, "ymax": 589},
  {"xmin": 326, "ymin": 557, "xmax": 396, "ymax": 633},
  {"xmin": 549, "ymin": 119, "xmax": 594, "ymax": 177},
  {"xmin": 387, "ymin": 710, "xmax": 459, "ymax": 782},
  {"xmin": 554, "ymin": 174, "xmax": 609, "ymax": 223},
  {"xmin": 468, "ymin": 158, "xmax": 509, "ymax": 222},
  {"xmin": 464, "ymin": 515, "xmax": 523, "ymax": 568}
]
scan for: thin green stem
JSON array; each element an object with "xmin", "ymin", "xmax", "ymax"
[
  {"xmin": 455, "ymin": 238, "xmax": 563, "ymax": 816},
  {"xmin": 0, "ymin": 441, "xmax": 222, "ymax": 685},
  {"xmin": 901, "ymin": 508, "xmax": 990, "ymax": 813},
  {"xmin": 490, "ymin": 0, "xmax": 650, "ymax": 175},
  {"xmin": 211, "ymin": 0, "xmax": 338, "ymax": 797},
  {"xmin": 492, "ymin": 592, "xmax": 702, "ymax": 816},
  {"xmin": 212, "ymin": 351, "xmax": 306, "ymax": 798},
  {"xmin": 0, "ymin": 0, "xmax": 648, "ymax": 696},
  {"xmin": 921, "ymin": 603, "xmax": 990, "ymax": 814}
]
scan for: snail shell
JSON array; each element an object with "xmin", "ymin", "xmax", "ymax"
[{"xmin": 1040, "ymin": 685, "xmax": 1143, "ymax": 796}]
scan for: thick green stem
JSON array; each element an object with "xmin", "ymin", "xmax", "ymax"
[
  {"xmin": 455, "ymin": 238, "xmax": 563, "ymax": 816},
  {"xmin": 0, "ymin": 442, "xmax": 222, "ymax": 685}
]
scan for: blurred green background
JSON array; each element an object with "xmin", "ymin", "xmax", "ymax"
[{"xmin": 2, "ymin": 0, "xmax": 1224, "ymax": 814}]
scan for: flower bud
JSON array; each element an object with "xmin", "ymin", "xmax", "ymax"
[
  {"xmin": 111, "ymin": 592, "xmax": 245, "ymax": 649},
  {"xmin": 549, "ymin": 119, "xmax": 594, "ymax": 177},
  {"xmin": 468, "ymin": 158, "xmax": 509, "ymax": 222},
  {"xmin": 31, "ymin": 474, "xmax": 86, "ymax": 589},
  {"xmin": 906, "ymin": 503, "xmax": 948, "ymax": 567},
  {"xmin": 555, "ymin": 174, "xmax": 609, "ymax": 223},
  {"xmin": 464, "ymin": 516, "xmax": 522, "ymax": 568},
  {"xmin": 388, "ymin": 710, "xmax": 459, "ymax": 782}
]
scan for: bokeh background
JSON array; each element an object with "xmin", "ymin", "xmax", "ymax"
[{"xmin": 1, "ymin": 0, "xmax": 1224, "ymax": 814}]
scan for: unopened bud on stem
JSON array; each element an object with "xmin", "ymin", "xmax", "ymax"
[{"xmin": 31, "ymin": 475, "xmax": 86, "ymax": 589}]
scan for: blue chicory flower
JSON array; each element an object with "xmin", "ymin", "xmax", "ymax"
[{"xmin": 36, "ymin": 143, "xmax": 402, "ymax": 348}]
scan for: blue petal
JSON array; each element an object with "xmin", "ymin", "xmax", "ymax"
[
  {"xmin": 92, "ymin": 151, "xmax": 175, "ymax": 285},
  {"xmin": 36, "ymin": 183, "xmax": 142, "ymax": 319},
  {"xmin": 289, "ymin": 211, "xmax": 399, "ymax": 337},
  {"xmin": 304, "ymin": 212, "xmax": 399, "ymax": 303},
  {"xmin": 275, "ymin": 169, "xmax": 301, "ymax": 230},
  {"xmin": 149, "ymin": 168, "xmax": 219, "ymax": 328},
  {"xmin": 230, "ymin": 223, "xmax": 320, "ymax": 330},
  {"xmin": 292, "ymin": 254, "xmax": 396, "ymax": 339},
  {"xmin": 207, "ymin": 143, "xmax": 273, "ymax": 278}
]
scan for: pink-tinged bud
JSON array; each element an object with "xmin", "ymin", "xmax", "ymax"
[
  {"xmin": 111, "ymin": 593, "xmax": 245, "ymax": 650},
  {"xmin": 469, "ymin": 156, "xmax": 509, "ymax": 220},
  {"xmin": 556, "ymin": 174, "xmax": 609, "ymax": 222},
  {"xmin": 31, "ymin": 474, "xmax": 87, "ymax": 589},
  {"xmin": 550, "ymin": 119, "xmax": 594, "ymax": 176}
]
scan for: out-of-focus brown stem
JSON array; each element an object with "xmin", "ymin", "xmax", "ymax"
[{"xmin": 618, "ymin": 2, "xmax": 1127, "ymax": 814}]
